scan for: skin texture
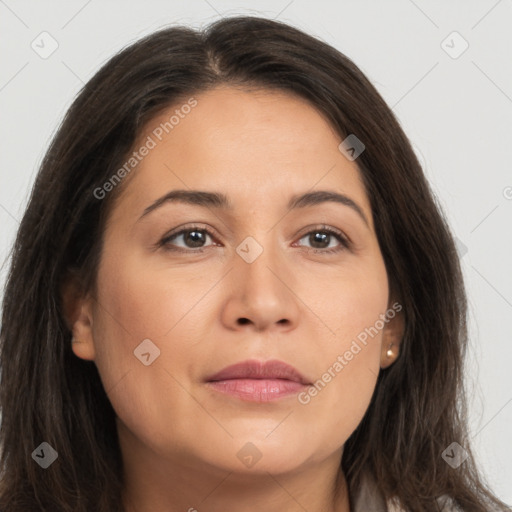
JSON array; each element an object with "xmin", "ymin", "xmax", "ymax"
[{"xmin": 67, "ymin": 86, "xmax": 404, "ymax": 512}]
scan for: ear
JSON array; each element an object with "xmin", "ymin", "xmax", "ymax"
[
  {"xmin": 60, "ymin": 272, "xmax": 96, "ymax": 361},
  {"xmin": 380, "ymin": 300, "xmax": 405, "ymax": 369}
]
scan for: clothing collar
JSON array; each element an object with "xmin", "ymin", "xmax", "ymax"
[
  {"xmin": 351, "ymin": 471, "xmax": 456, "ymax": 512},
  {"xmin": 351, "ymin": 470, "xmax": 390, "ymax": 512}
]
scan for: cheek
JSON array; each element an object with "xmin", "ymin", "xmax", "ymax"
[
  {"xmin": 90, "ymin": 240, "xmax": 229, "ymax": 385},
  {"xmin": 300, "ymin": 251, "xmax": 389, "ymax": 346},
  {"xmin": 297, "ymin": 317, "xmax": 382, "ymax": 459},
  {"xmin": 89, "ymin": 248, "xmax": 214, "ymax": 449},
  {"xmin": 295, "ymin": 256, "xmax": 388, "ymax": 443},
  {"xmin": 93, "ymin": 241, "xmax": 222, "ymax": 347},
  {"xmin": 88, "ymin": 247, "xmax": 170, "ymax": 388}
]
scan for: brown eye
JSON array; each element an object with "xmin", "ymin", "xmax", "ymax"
[
  {"xmin": 160, "ymin": 226, "xmax": 217, "ymax": 252},
  {"xmin": 295, "ymin": 226, "xmax": 349, "ymax": 254}
]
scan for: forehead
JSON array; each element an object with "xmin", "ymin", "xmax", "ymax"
[{"xmin": 111, "ymin": 86, "xmax": 372, "ymax": 224}]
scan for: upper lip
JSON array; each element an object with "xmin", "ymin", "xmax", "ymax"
[{"xmin": 206, "ymin": 359, "xmax": 311, "ymax": 385}]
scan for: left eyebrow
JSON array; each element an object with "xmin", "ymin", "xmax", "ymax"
[
  {"xmin": 137, "ymin": 189, "xmax": 369, "ymax": 227},
  {"xmin": 287, "ymin": 190, "xmax": 369, "ymax": 226}
]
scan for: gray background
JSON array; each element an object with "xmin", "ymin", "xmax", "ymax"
[{"xmin": 0, "ymin": 0, "xmax": 511, "ymax": 502}]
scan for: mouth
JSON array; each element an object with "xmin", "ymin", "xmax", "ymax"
[{"xmin": 205, "ymin": 359, "xmax": 311, "ymax": 402}]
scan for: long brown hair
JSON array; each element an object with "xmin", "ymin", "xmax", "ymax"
[{"xmin": 0, "ymin": 15, "xmax": 509, "ymax": 511}]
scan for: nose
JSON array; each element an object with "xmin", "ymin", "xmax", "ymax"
[{"xmin": 220, "ymin": 237, "xmax": 301, "ymax": 333}]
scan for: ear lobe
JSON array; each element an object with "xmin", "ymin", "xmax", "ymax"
[
  {"xmin": 380, "ymin": 301, "xmax": 405, "ymax": 369},
  {"xmin": 71, "ymin": 332, "xmax": 96, "ymax": 361},
  {"xmin": 61, "ymin": 272, "xmax": 96, "ymax": 361}
]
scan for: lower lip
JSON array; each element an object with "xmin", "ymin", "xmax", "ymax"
[{"xmin": 206, "ymin": 378, "xmax": 307, "ymax": 402}]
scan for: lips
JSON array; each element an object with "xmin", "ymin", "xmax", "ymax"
[
  {"xmin": 205, "ymin": 359, "xmax": 311, "ymax": 402},
  {"xmin": 206, "ymin": 359, "xmax": 311, "ymax": 385}
]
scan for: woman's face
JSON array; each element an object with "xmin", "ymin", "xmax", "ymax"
[{"xmin": 71, "ymin": 86, "xmax": 402, "ymax": 475}]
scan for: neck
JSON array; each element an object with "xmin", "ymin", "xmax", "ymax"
[{"xmin": 119, "ymin": 424, "xmax": 351, "ymax": 512}]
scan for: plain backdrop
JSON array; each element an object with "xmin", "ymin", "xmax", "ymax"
[{"xmin": 0, "ymin": 0, "xmax": 511, "ymax": 503}]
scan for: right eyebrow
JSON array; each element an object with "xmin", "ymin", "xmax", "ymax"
[{"xmin": 138, "ymin": 190, "xmax": 232, "ymax": 221}]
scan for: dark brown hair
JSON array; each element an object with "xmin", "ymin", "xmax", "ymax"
[{"xmin": 0, "ymin": 15, "xmax": 509, "ymax": 512}]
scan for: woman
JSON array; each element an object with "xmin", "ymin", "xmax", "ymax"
[{"xmin": 0, "ymin": 15, "xmax": 509, "ymax": 512}]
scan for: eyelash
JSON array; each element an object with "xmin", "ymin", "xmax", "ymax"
[{"xmin": 158, "ymin": 224, "xmax": 350, "ymax": 255}]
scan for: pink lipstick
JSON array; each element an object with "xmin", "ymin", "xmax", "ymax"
[{"xmin": 205, "ymin": 359, "xmax": 310, "ymax": 402}]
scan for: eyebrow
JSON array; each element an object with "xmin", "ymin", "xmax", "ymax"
[{"xmin": 138, "ymin": 189, "xmax": 369, "ymax": 226}]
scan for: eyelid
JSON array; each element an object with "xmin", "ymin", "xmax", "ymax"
[
  {"xmin": 295, "ymin": 224, "xmax": 350, "ymax": 244},
  {"xmin": 158, "ymin": 223, "xmax": 351, "ymax": 254},
  {"xmin": 159, "ymin": 223, "xmax": 219, "ymax": 249},
  {"xmin": 293, "ymin": 224, "xmax": 350, "ymax": 254}
]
